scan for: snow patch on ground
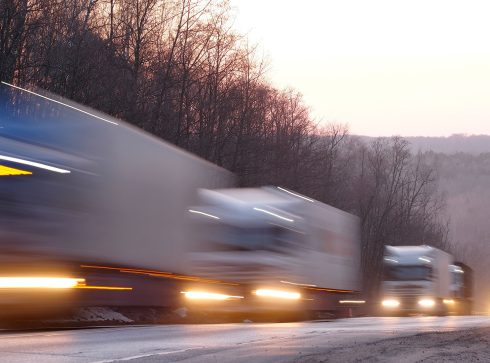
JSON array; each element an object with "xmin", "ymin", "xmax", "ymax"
[
  {"xmin": 75, "ymin": 307, "xmax": 133, "ymax": 323},
  {"xmin": 174, "ymin": 307, "xmax": 188, "ymax": 318}
]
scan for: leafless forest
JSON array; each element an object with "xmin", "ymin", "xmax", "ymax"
[
  {"xmin": 429, "ymin": 152, "xmax": 490, "ymax": 310},
  {"xmin": 1, "ymin": 0, "xmax": 451, "ymax": 295}
]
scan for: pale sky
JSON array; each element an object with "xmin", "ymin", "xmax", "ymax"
[{"xmin": 230, "ymin": 0, "xmax": 490, "ymax": 136}]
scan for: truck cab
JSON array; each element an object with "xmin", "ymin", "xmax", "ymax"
[
  {"xmin": 381, "ymin": 245, "xmax": 453, "ymax": 315},
  {"xmin": 185, "ymin": 187, "xmax": 307, "ymax": 311},
  {"xmin": 185, "ymin": 186, "xmax": 361, "ymax": 315}
]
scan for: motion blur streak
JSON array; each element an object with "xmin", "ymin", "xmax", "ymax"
[
  {"xmin": 1, "ymin": 81, "xmax": 119, "ymax": 126},
  {"xmin": 339, "ymin": 300, "xmax": 366, "ymax": 304},
  {"xmin": 0, "ymin": 276, "xmax": 130, "ymax": 291},
  {"xmin": 80, "ymin": 265, "xmax": 238, "ymax": 285},
  {"xmin": 304, "ymin": 286, "xmax": 354, "ymax": 293},
  {"xmin": 254, "ymin": 289, "xmax": 301, "ymax": 300},
  {"xmin": 188, "ymin": 209, "xmax": 220, "ymax": 219},
  {"xmin": 0, "ymin": 277, "xmax": 84, "ymax": 289},
  {"xmin": 277, "ymin": 187, "xmax": 315, "ymax": 202},
  {"xmin": 384, "ymin": 257, "xmax": 398, "ymax": 263},
  {"xmin": 0, "ymin": 155, "xmax": 70, "ymax": 174},
  {"xmin": 280, "ymin": 280, "xmax": 317, "ymax": 287},
  {"xmin": 252, "ymin": 207, "xmax": 294, "ymax": 222},
  {"xmin": 181, "ymin": 291, "xmax": 244, "ymax": 300},
  {"xmin": 0, "ymin": 165, "xmax": 32, "ymax": 176},
  {"xmin": 75, "ymin": 285, "xmax": 133, "ymax": 291}
]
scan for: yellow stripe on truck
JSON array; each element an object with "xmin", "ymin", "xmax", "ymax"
[{"xmin": 0, "ymin": 165, "xmax": 32, "ymax": 176}]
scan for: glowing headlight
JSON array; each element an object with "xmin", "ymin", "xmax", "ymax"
[
  {"xmin": 418, "ymin": 298, "xmax": 436, "ymax": 308},
  {"xmin": 0, "ymin": 277, "xmax": 84, "ymax": 289},
  {"xmin": 254, "ymin": 289, "xmax": 301, "ymax": 300},
  {"xmin": 181, "ymin": 291, "xmax": 243, "ymax": 300},
  {"xmin": 381, "ymin": 299, "xmax": 400, "ymax": 308}
]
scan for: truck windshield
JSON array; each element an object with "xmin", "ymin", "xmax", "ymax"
[
  {"xmin": 384, "ymin": 265, "xmax": 432, "ymax": 281},
  {"xmin": 197, "ymin": 224, "xmax": 299, "ymax": 253},
  {"xmin": 225, "ymin": 225, "xmax": 294, "ymax": 251},
  {"xmin": 452, "ymin": 271, "xmax": 463, "ymax": 286}
]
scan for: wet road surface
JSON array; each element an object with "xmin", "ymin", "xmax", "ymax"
[{"xmin": 1, "ymin": 316, "xmax": 489, "ymax": 363}]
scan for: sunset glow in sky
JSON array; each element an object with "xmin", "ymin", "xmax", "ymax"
[{"xmin": 230, "ymin": 0, "xmax": 490, "ymax": 136}]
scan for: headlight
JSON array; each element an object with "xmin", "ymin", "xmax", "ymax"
[
  {"xmin": 418, "ymin": 298, "xmax": 435, "ymax": 308},
  {"xmin": 181, "ymin": 291, "xmax": 244, "ymax": 300},
  {"xmin": 0, "ymin": 277, "xmax": 85, "ymax": 289},
  {"xmin": 381, "ymin": 299, "xmax": 400, "ymax": 308},
  {"xmin": 254, "ymin": 289, "xmax": 301, "ymax": 300}
]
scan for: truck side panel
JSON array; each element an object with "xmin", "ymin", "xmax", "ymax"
[
  {"xmin": 432, "ymin": 249, "xmax": 452, "ymax": 298},
  {"xmin": 300, "ymin": 201, "xmax": 361, "ymax": 292},
  {"xmin": 0, "ymin": 84, "xmax": 234, "ymax": 273}
]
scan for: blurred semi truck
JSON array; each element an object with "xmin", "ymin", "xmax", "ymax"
[
  {"xmin": 0, "ymin": 82, "xmax": 234, "ymax": 316},
  {"xmin": 381, "ymin": 245, "xmax": 473, "ymax": 315},
  {"xmin": 184, "ymin": 187, "xmax": 362, "ymax": 317},
  {"xmin": 0, "ymin": 82, "xmax": 362, "ymax": 319}
]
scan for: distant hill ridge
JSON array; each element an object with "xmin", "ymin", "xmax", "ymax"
[{"xmin": 356, "ymin": 135, "xmax": 490, "ymax": 155}]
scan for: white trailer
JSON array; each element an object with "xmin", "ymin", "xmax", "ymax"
[
  {"xmin": 381, "ymin": 245, "xmax": 454, "ymax": 315},
  {"xmin": 185, "ymin": 186, "xmax": 361, "ymax": 315}
]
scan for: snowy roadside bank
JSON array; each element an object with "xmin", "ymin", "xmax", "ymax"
[{"xmin": 298, "ymin": 326, "xmax": 490, "ymax": 362}]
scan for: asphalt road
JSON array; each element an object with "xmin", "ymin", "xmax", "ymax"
[{"xmin": 1, "ymin": 316, "xmax": 490, "ymax": 363}]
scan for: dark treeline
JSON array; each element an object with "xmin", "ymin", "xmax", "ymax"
[{"xmin": 0, "ymin": 0, "xmax": 449, "ymax": 294}]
